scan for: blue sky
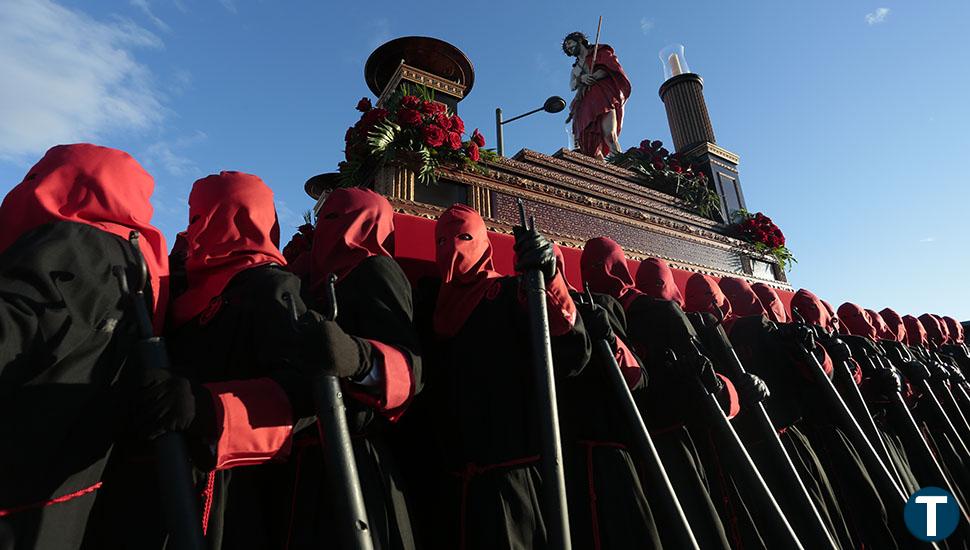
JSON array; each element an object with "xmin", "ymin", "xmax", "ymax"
[{"xmin": 2, "ymin": 0, "xmax": 968, "ymax": 319}]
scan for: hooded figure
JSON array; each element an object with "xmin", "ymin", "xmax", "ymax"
[
  {"xmin": 549, "ymin": 244, "xmax": 660, "ymax": 549},
  {"xmin": 919, "ymin": 314, "xmax": 947, "ymax": 349},
  {"xmin": 879, "ymin": 309, "xmax": 908, "ymax": 344},
  {"xmin": 838, "ymin": 303, "xmax": 878, "ymax": 340},
  {"xmin": 751, "ymin": 283, "xmax": 790, "ymax": 324},
  {"xmin": 943, "ymin": 317, "xmax": 965, "ymax": 345},
  {"xmin": 584, "ymin": 240, "xmax": 738, "ymax": 550},
  {"xmin": 718, "ymin": 280, "xmax": 891, "ymax": 549},
  {"xmin": 0, "ymin": 144, "xmax": 169, "ymax": 549},
  {"xmin": 903, "ymin": 316, "xmax": 929, "ymax": 349},
  {"xmin": 684, "ymin": 273, "xmax": 733, "ymax": 325},
  {"xmin": 413, "ymin": 203, "xmax": 589, "ymax": 550},
  {"xmin": 634, "ymin": 257, "xmax": 685, "ymax": 308}
]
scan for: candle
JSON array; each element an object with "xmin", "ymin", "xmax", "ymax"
[{"xmin": 668, "ymin": 53, "xmax": 683, "ymax": 76}]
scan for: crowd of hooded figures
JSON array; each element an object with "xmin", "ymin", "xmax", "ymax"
[{"xmin": 2, "ymin": 143, "xmax": 970, "ymax": 550}]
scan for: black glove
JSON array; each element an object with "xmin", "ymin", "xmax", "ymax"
[
  {"xmin": 778, "ymin": 323, "xmax": 815, "ymax": 352},
  {"xmin": 870, "ymin": 367, "xmax": 903, "ymax": 398},
  {"xmin": 298, "ymin": 312, "xmax": 371, "ymax": 380},
  {"xmin": 736, "ymin": 372, "xmax": 770, "ymax": 406},
  {"xmin": 576, "ymin": 302, "xmax": 615, "ymax": 346},
  {"xmin": 133, "ymin": 369, "xmax": 207, "ymax": 440},
  {"xmin": 513, "ymin": 226, "xmax": 556, "ymax": 281},
  {"xmin": 822, "ymin": 337, "xmax": 852, "ymax": 362},
  {"xmin": 665, "ymin": 347, "xmax": 723, "ymax": 395},
  {"xmin": 899, "ymin": 360, "xmax": 930, "ymax": 382}
]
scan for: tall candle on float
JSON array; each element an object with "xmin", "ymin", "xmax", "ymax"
[{"xmin": 668, "ymin": 53, "xmax": 684, "ymax": 76}]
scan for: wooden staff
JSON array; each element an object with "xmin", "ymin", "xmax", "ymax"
[{"xmin": 589, "ymin": 16, "xmax": 603, "ymax": 75}]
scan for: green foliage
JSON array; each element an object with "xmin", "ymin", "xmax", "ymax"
[{"xmin": 608, "ymin": 147, "xmax": 722, "ymax": 220}]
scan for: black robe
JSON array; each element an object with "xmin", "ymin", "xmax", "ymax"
[
  {"xmin": 623, "ymin": 295, "xmax": 733, "ymax": 550},
  {"xmin": 162, "ymin": 255, "xmax": 419, "ymax": 549},
  {"xmin": 412, "ymin": 276, "xmax": 591, "ymax": 550},
  {"xmin": 559, "ymin": 292, "xmax": 661, "ymax": 549},
  {"xmin": 727, "ymin": 315, "xmax": 898, "ymax": 549},
  {"xmin": 0, "ymin": 222, "xmax": 145, "ymax": 550}
]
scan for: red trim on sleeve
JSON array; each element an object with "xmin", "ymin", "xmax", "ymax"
[
  {"xmin": 614, "ymin": 337, "xmax": 642, "ymax": 389},
  {"xmin": 205, "ymin": 378, "xmax": 294, "ymax": 471},
  {"xmin": 717, "ymin": 374, "xmax": 741, "ymax": 419},
  {"xmin": 0, "ymin": 482, "xmax": 102, "ymax": 517},
  {"xmin": 345, "ymin": 340, "xmax": 414, "ymax": 422},
  {"xmin": 847, "ymin": 358, "xmax": 864, "ymax": 386},
  {"xmin": 545, "ymin": 272, "xmax": 578, "ymax": 336}
]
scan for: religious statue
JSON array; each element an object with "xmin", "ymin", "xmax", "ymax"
[{"xmin": 563, "ymin": 31, "xmax": 632, "ymax": 160}]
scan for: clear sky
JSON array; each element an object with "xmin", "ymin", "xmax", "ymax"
[{"xmin": 2, "ymin": 0, "xmax": 968, "ymax": 319}]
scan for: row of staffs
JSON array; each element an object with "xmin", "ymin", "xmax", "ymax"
[{"xmin": 124, "ymin": 202, "xmax": 970, "ymax": 549}]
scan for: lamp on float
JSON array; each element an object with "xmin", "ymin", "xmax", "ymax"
[{"xmin": 495, "ymin": 96, "xmax": 567, "ymax": 157}]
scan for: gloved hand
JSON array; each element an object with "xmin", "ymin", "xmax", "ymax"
[
  {"xmin": 665, "ymin": 347, "xmax": 723, "ymax": 395},
  {"xmin": 298, "ymin": 312, "xmax": 371, "ymax": 380},
  {"xmin": 822, "ymin": 337, "xmax": 852, "ymax": 362},
  {"xmin": 133, "ymin": 369, "xmax": 203, "ymax": 440},
  {"xmin": 870, "ymin": 367, "xmax": 903, "ymax": 398},
  {"xmin": 778, "ymin": 323, "xmax": 815, "ymax": 352},
  {"xmin": 576, "ymin": 302, "xmax": 615, "ymax": 346},
  {"xmin": 513, "ymin": 226, "xmax": 556, "ymax": 282},
  {"xmin": 899, "ymin": 360, "xmax": 930, "ymax": 382},
  {"xmin": 736, "ymin": 372, "xmax": 770, "ymax": 407}
]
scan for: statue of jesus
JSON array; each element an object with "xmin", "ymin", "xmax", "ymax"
[{"xmin": 563, "ymin": 31, "xmax": 632, "ymax": 160}]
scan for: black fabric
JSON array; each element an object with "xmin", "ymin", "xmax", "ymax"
[
  {"xmin": 561, "ymin": 291, "xmax": 660, "ymax": 549},
  {"xmin": 512, "ymin": 227, "xmax": 556, "ymax": 282},
  {"xmin": 132, "ymin": 367, "xmax": 198, "ymax": 440},
  {"xmin": 297, "ymin": 314, "xmax": 374, "ymax": 380},
  {"xmin": 0, "ymin": 222, "xmax": 143, "ymax": 550},
  {"xmin": 623, "ymin": 296, "xmax": 731, "ymax": 549},
  {"xmin": 408, "ymin": 275, "xmax": 590, "ymax": 550},
  {"xmin": 289, "ymin": 255, "xmax": 421, "ymax": 550},
  {"xmin": 728, "ymin": 317, "xmax": 900, "ymax": 549}
]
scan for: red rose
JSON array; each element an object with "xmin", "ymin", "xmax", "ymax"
[
  {"xmin": 447, "ymin": 131, "xmax": 462, "ymax": 150},
  {"xmin": 451, "ymin": 115, "xmax": 465, "ymax": 135},
  {"xmin": 356, "ymin": 97, "xmax": 372, "ymax": 112},
  {"xmin": 651, "ymin": 140, "xmax": 663, "ymax": 150},
  {"xmin": 422, "ymin": 100, "xmax": 446, "ymax": 115},
  {"xmin": 466, "ymin": 142, "xmax": 480, "ymax": 162},
  {"xmin": 435, "ymin": 114, "xmax": 452, "ymax": 130},
  {"xmin": 344, "ymin": 127, "xmax": 355, "ymax": 143},
  {"xmin": 400, "ymin": 95, "xmax": 421, "ymax": 110},
  {"xmin": 471, "ymin": 128, "xmax": 485, "ymax": 147},
  {"xmin": 422, "ymin": 124, "xmax": 446, "ymax": 147},
  {"xmin": 639, "ymin": 139, "xmax": 652, "ymax": 151},
  {"xmin": 651, "ymin": 160, "xmax": 664, "ymax": 171},
  {"xmin": 359, "ymin": 108, "xmax": 388, "ymax": 128},
  {"xmin": 672, "ymin": 165, "xmax": 683, "ymax": 173},
  {"xmin": 398, "ymin": 108, "xmax": 422, "ymax": 127},
  {"xmin": 658, "ymin": 147, "xmax": 669, "ymax": 158}
]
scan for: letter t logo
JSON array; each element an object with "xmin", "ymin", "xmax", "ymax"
[{"xmin": 916, "ymin": 495, "xmax": 949, "ymax": 536}]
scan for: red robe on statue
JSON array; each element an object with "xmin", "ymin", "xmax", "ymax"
[{"xmin": 572, "ymin": 44, "xmax": 631, "ymax": 158}]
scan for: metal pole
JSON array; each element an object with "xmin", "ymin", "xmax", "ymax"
[
  {"xmin": 314, "ymin": 274, "xmax": 373, "ymax": 550},
  {"xmin": 495, "ymin": 108, "xmax": 504, "ymax": 157},
  {"xmin": 517, "ymin": 200, "xmax": 571, "ymax": 550},
  {"xmin": 121, "ymin": 232, "xmax": 205, "ymax": 550}
]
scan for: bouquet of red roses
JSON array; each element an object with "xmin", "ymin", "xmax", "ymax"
[
  {"xmin": 731, "ymin": 210, "xmax": 795, "ymax": 270},
  {"xmin": 607, "ymin": 138, "xmax": 720, "ymax": 220},
  {"xmin": 339, "ymin": 86, "xmax": 489, "ymax": 186}
]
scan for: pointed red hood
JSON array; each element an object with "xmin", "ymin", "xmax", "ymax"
[
  {"xmin": 433, "ymin": 204, "xmax": 502, "ymax": 337},
  {"xmin": 837, "ymin": 303, "xmax": 877, "ymax": 339},
  {"xmin": 0, "ymin": 143, "xmax": 169, "ymax": 332},
  {"xmin": 903, "ymin": 315, "xmax": 929, "ymax": 348},
  {"xmin": 718, "ymin": 277, "xmax": 766, "ymax": 318},
  {"xmin": 552, "ymin": 243, "xmax": 578, "ymax": 292},
  {"xmin": 310, "ymin": 188, "xmax": 394, "ymax": 296},
  {"xmin": 752, "ymin": 283, "xmax": 790, "ymax": 323},
  {"xmin": 170, "ymin": 171, "xmax": 285, "ymax": 328},
  {"xmin": 919, "ymin": 314, "xmax": 946, "ymax": 347},
  {"xmin": 943, "ymin": 316, "xmax": 965, "ymax": 344},
  {"xmin": 790, "ymin": 289, "xmax": 829, "ymax": 329},
  {"xmin": 879, "ymin": 308, "xmax": 907, "ymax": 343},
  {"xmin": 933, "ymin": 315, "xmax": 952, "ymax": 345},
  {"xmin": 865, "ymin": 309, "xmax": 893, "ymax": 341},
  {"xmin": 634, "ymin": 257, "xmax": 684, "ymax": 307},
  {"xmin": 684, "ymin": 273, "xmax": 733, "ymax": 322},
  {"xmin": 580, "ymin": 237, "xmax": 639, "ymax": 303}
]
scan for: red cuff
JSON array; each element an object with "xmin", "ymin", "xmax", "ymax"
[
  {"xmin": 204, "ymin": 378, "xmax": 294, "ymax": 471},
  {"xmin": 817, "ymin": 348, "xmax": 834, "ymax": 377},
  {"xmin": 848, "ymin": 358, "xmax": 864, "ymax": 386},
  {"xmin": 614, "ymin": 337, "xmax": 642, "ymax": 388},
  {"xmin": 345, "ymin": 340, "xmax": 414, "ymax": 422},
  {"xmin": 545, "ymin": 272, "xmax": 578, "ymax": 336},
  {"xmin": 717, "ymin": 374, "xmax": 741, "ymax": 419}
]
